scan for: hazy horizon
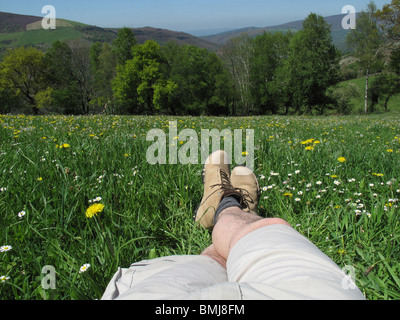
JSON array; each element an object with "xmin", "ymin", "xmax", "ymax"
[{"xmin": 1, "ymin": 0, "xmax": 390, "ymax": 34}]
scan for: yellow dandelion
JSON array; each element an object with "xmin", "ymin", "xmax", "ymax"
[
  {"xmin": 59, "ymin": 143, "xmax": 70, "ymax": 149},
  {"xmin": 337, "ymin": 157, "xmax": 346, "ymax": 163},
  {"xmin": 387, "ymin": 149, "xmax": 394, "ymax": 153},
  {"xmin": 242, "ymin": 151, "xmax": 249, "ymax": 156},
  {"xmin": 372, "ymin": 173, "xmax": 384, "ymax": 177},
  {"xmin": 305, "ymin": 146, "xmax": 314, "ymax": 151},
  {"xmin": 85, "ymin": 203, "xmax": 105, "ymax": 219}
]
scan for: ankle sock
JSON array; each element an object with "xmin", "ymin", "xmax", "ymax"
[{"xmin": 213, "ymin": 196, "xmax": 242, "ymax": 225}]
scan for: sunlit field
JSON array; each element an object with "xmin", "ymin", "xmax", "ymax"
[{"xmin": 1, "ymin": 113, "xmax": 399, "ymax": 300}]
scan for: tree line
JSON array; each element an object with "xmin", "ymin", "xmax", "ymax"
[{"xmin": 0, "ymin": 1, "xmax": 399, "ymax": 116}]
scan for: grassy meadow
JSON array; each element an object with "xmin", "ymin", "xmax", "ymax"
[{"xmin": 0, "ymin": 113, "xmax": 400, "ymax": 300}]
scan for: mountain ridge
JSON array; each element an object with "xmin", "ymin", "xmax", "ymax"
[
  {"xmin": 0, "ymin": 11, "xmax": 355, "ymax": 52},
  {"xmin": 202, "ymin": 13, "xmax": 358, "ymax": 51},
  {"xmin": 0, "ymin": 11, "xmax": 219, "ymax": 51}
]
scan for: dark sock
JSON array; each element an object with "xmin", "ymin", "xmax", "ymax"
[{"xmin": 213, "ymin": 196, "xmax": 242, "ymax": 225}]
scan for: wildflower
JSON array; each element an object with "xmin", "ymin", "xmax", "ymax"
[
  {"xmin": 0, "ymin": 187, "xmax": 6, "ymax": 192},
  {"xmin": 387, "ymin": 149, "xmax": 394, "ymax": 153},
  {"xmin": 0, "ymin": 245, "xmax": 12, "ymax": 252},
  {"xmin": 89, "ymin": 197, "xmax": 102, "ymax": 203},
  {"xmin": 59, "ymin": 143, "xmax": 70, "ymax": 149},
  {"xmin": 295, "ymin": 198, "xmax": 301, "ymax": 202},
  {"xmin": 242, "ymin": 151, "xmax": 249, "ymax": 156},
  {"xmin": 337, "ymin": 157, "xmax": 346, "ymax": 163},
  {"xmin": 316, "ymin": 181, "xmax": 322, "ymax": 185},
  {"xmin": 372, "ymin": 173, "xmax": 384, "ymax": 177},
  {"xmin": 0, "ymin": 275, "xmax": 10, "ymax": 283},
  {"xmin": 305, "ymin": 146, "xmax": 314, "ymax": 151},
  {"xmin": 85, "ymin": 203, "xmax": 105, "ymax": 218},
  {"xmin": 79, "ymin": 263, "xmax": 91, "ymax": 273},
  {"xmin": 334, "ymin": 180, "xmax": 341, "ymax": 186},
  {"xmin": 283, "ymin": 192, "xmax": 293, "ymax": 197},
  {"xmin": 37, "ymin": 177, "xmax": 43, "ymax": 181},
  {"xmin": 18, "ymin": 211, "xmax": 26, "ymax": 218}
]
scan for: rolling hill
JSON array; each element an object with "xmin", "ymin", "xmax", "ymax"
[
  {"xmin": 0, "ymin": 11, "xmax": 220, "ymax": 51},
  {"xmin": 202, "ymin": 13, "xmax": 358, "ymax": 52}
]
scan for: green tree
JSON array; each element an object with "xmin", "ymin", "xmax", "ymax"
[
  {"xmin": 113, "ymin": 27, "xmax": 137, "ymax": 65},
  {"xmin": 346, "ymin": 2, "xmax": 383, "ymax": 113},
  {"xmin": 0, "ymin": 47, "xmax": 48, "ymax": 114},
  {"xmin": 375, "ymin": 0, "xmax": 400, "ymax": 41},
  {"xmin": 45, "ymin": 40, "xmax": 95, "ymax": 114},
  {"xmin": 284, "ymin": 13, "xmax": 340, "ymax": 114},
  {"xmin": 250, "ymin": 31, "xmax": 291, "ymax": 114},
  {"xmin": 369, "ymin": 72, "xmax": 400, "ymax": 111},
  {"xmin": 45, "ymin": 41, "xmax": 80, "ymax": 114},
  {"xmin": 112, "ymin": 40, "xmax": 172, "ymax": 114},
  {"xmin": 90, "ymin": 42, "xmax": 117, "ymax": 113},
  {"xmin": 163, "ymin": 42, "xmax": 234, "ymax": 115}
]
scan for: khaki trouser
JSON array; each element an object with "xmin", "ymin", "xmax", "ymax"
[{"xmin": 102, "ymin": 225, "xmax": 365, "ymax": 300}]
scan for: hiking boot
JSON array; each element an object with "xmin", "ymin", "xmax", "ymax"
[
  {"xmin": 230, "ymin": 166, "xmax": 260, "ymax": 214},
  {"xmin": 194, "ymin": 150, "xmax": 236, "ymax": 229}
]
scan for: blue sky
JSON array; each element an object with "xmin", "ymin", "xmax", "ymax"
[{"xmin": 2, "ymin": 0, "xmax": 390, "ymax": 33}]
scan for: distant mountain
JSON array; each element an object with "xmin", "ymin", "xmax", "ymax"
[
  {"xmin": 202, "ymin": 13, "xmax": 358, "ymax": 52},
  {"xmin": 0, "ymin": 11, "xmax": 219, "ymax": 51}
]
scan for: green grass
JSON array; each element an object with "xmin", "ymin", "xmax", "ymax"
[
  {"xmin": 0, "ymin": 27, "xmax": 85, "ymax": 49},
  {"xmin": 0, "ymin": 114, "xmax": 399, "ymax": 300},
  {"xmin": 339, "ymin": 76, "xmax": 400, "ymax": 114}
]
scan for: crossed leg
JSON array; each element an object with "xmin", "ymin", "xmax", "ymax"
[{"xmin": 201, "ymin": 206, "xmax": 290, "ymax": 268}]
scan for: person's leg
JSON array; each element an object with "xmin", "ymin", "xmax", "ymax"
[
  {"xmin": 212, "ymin": 206, "xmax": 290, "ymax": 261},
  {"xmin": 101, "ymin": 255, "xmax": 228, "ymax": 300}
]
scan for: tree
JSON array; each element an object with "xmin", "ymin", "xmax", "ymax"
[
  {"xmin": 375, "ymin": 0, "xmax": 400, "ymax": 41},
  {"xmin": 45, "ymin": 40, "xmax": 95, "ymax": 114},
  {"xmin": 284, "ymin": 13, "xmax": 340, "ymax": 114},
  {"xmin": 369, "ymin": 72, "xmax": 400, "ymax": 111},
  {"xmin": 0, "ymin": 47, "xmax": 48, "ymax": 114},
  {"xmin": 163, "ymin": 42, "xmax": 234, "ymax": 115},
  {"xmin": 346, "ymin": 2, "xmax": 383, "ymax": 113},
  {"xmin": 112, "ymin": 40, "xmax": 173, "ymax": 114},
  {"xmin": 90, "ymin": 42, "xmax": 117, "ymax": 113},
  {"xmin": 250, "ymin": 31, "xmax": 291, "ymax": 114},
  {"xmin": 113, "ymin": 27, "xmax": 137, "ymax": 65},
  {"xmin": 220, "ymin": 34, "xmax": 254, "ymax": 115},
  {"xmin": 45, "ymin": 41, "xmax": 80, "ymax": 114}
]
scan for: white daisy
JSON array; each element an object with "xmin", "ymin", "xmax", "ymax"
[
  {"xmin": 79, "ymin": 263, "xmax": 91, "ymax": 273},
  {"xmin": 0, "ymin": 245, "xmax": 12, "ymax": 252},
  {"xmin": 18, "ymin": 211, "xmax": 26, "ymax": 218}
]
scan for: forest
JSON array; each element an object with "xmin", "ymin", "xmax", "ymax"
[{"xmin": 0, "ymin": 1, "xmax": 399, "ymax": 116}]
